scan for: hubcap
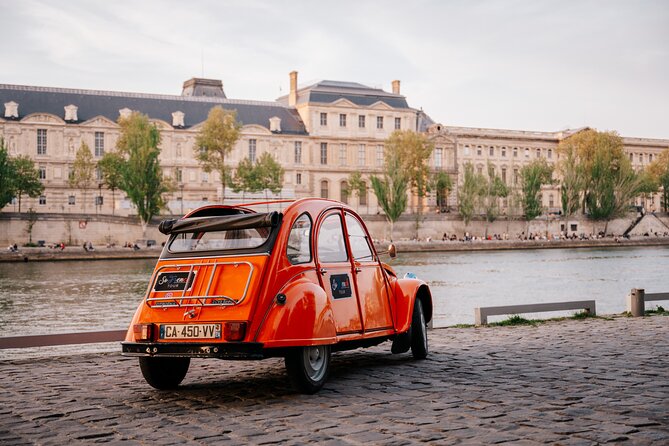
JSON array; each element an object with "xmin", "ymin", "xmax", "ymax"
[{"xmin": 303, "ymin": 346, "xmax": 327, "ymax": 381}]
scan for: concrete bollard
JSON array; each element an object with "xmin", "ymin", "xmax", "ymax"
[{"xmin": 628, "ymin": 288, "xmax": 645, "ymax": 317}]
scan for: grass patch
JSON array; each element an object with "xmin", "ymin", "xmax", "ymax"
[
  {"xmin": 489, "ymin": 314, "xmax": 537, "ymax": 327},
  {"xmin": 645, "ymin": 305, "xmax": 668, "ymax": 316},
  {"xmin": 571, "ymin": 310, "xmax": 597, "ymax": 319},
  {"xmin": 449, "ymin": 323, "xmax": 475, "ymax": 329}
]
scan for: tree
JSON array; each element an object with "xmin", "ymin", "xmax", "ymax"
[
  {"xmin": 69, "ymin": 141, "xmax": 96, "ymax": 214},
  {"xmin": 648, "ymin": 149, "xmax": 669, "ymax": 211},
  {"xmin": 98, "ymin": 151, "xmax": 125, "ymax": 215},
  {"xmin": 370, "ymin": 146, "xmax": 408, "ymax": 241},
  {"xmin": 432, "ymin": 171, "xmax": 453, "ymax": 212},
  {"xmin": 557, "ymin": 143, "xmax": 584, "ymax": 217},
  {"xmin": 254, "ymin": 152, "xmax": 284, "ymax": 200},
  {"xmin": 116, "ymin": 112, "xmax": 172, "ymax": 235},
  {"xmin": 25, "ymin": 208, "xmax": 38, "ymax": 245},
  {"xmin": 0, "ymin": 138, "xmax": 15, "ymax": 209},
  {"xmin": 12, "ymin": 155, "xmax": 43, "ymax": 213},
  {"xmin": 479, "ymin": 163, "xmax": 509, "ymax": 236},
  {"xmin": 347, "ymin": 171, "xmax": 367, "ymax": 212},
  {"xmin": 194, "ymin": 106, "xmax": 241, "ymax": 202},
  {"xmin": 457, "ymin": 163, "xmax": 484, "ymax": 226},
  {"xmin": 230, "ymin": 158, "xmax": 260, "ymax": 199},
  {"xmin": 520, "ymin": 158, "xmax": 554, "ymax": 220}
]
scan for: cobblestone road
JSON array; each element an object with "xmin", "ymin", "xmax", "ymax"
[{"xmin": 1, "ymin": 316, "xmax": 667, "ymax": 445}]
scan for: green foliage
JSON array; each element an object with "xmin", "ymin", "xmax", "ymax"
[
  {"xmin": 347, "ymin": 171, "xmax": 366, "ymax": 199},
  {"xmin": 24, "ymin": 207, "xmax": 38, "ymax": 244},
  {"xmin": 557, "ymin": 143, "xmax": 584, "ymax": 216},
  {"xmin": 230, "ymin": 153, "xmax": 284, "ymax": 198},
  {"xmin": 457, "ymin": 163, "xmax": 484, "ymax": 226},
  {"xmin": 479, "ymin": 163, "xmax": 509, "ymax": 224},
  {"xmin": 115, "ymin": 112, "xmax": 171, "ymax": 231},
  {"xmin": 0, "ymin": 138, "xmax": 15, "ymax": 209},
  {"xmin": 385, "ymin": 130, "xmax": 434, "ymax": 214},
  {"xmin": 194, "ymin": 106, "xmax": 241, "ymax": 202},
  {"xmin": 11, "ymin": 155, "xmax": 44, "ymax": 213},
  {"xmin": 520, "ymin": 158, "xmax": 554, "ymax": 220},
  {"xmin": 489, "ymin": 315, "xmax": 536, "ymax": 327},
  {"xmin": 98, "ymin": 151, "xmax": 125, "ymax": 215},
  {"xmin": 648, "ymin": 149, "xmax": 669, "ymax": 211},
  {"xmin": 571, "ymin": 311, "xmax": 596, "ymax": 319},
  {"xmin": 69, "ymin": 142, "xmax": 96, "ymax": 213},
  {"xmin": 432, "ymin": 171, "xmax": 453, "ymax": 211},
  {"xmin": 371, "ymin": 146, "xmax": 408, "ymax": 240},
  {"xmin": 230, "ymin": 157, "xmax": 258, "ymax": 195}
]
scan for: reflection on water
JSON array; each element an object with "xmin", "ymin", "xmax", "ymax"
[
  {"xmin": 392, "ymin": 246, "xmax": 669, "ymax": 326},
  {"xmin": 0, "ymin": 247, "xmax": 667, "ymax": 358}
]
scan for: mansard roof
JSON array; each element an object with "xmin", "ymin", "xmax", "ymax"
[
  {"xmin": 278, "ymin": 80, "xmax": 411, "ymax": 109},
  {"xmin": 0, "ymin": 84, "xmax": 308, "ymax": 134}
]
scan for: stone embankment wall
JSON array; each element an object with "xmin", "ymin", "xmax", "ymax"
[{"xmin": 1, "ymin": 211, "xmax": 667, "ymax": 247}]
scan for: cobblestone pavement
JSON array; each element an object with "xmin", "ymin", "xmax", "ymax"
[{"xmin": 1, "ymin": 316, "xmax": 667, "ymax": 445}]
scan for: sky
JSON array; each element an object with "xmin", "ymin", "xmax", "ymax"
[{"xmin": 1, "ymin": 0, "xmax": 668, "ymax": 139}]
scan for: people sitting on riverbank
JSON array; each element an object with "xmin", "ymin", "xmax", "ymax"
[{"xmin": 7, "ymin": 244, "xmax": 17, "ymax": 252}]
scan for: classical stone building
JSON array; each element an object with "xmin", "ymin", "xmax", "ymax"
[{"xmin": 1, "ymin": 72, "xmax": 667, "ymax": 217}]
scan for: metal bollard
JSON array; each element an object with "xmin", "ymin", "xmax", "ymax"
[{"xmin": 628, "ymin": 288, "xmax": 645, "ymax": 317}]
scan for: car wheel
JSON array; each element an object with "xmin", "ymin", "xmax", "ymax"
[
  {"xmin": 411, "ymin": 299, "xmax": 428, "ymax": 359},
  {"xmin": 139, "ymin": 357, "xmax": 190, "ymax": 390},
  {"xmin": 285, "ymin": 345, "xmax": 331, "ymax": 394}
]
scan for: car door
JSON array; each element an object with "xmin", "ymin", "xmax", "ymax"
[
  {"xmin": 344, "ymin": 213, "xmax": 394, "ymax": 331},
  {"xmin": 315, "ymin": 211, "xmax": 362, "ymax": 335}
]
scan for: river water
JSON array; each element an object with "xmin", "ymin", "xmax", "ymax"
[{"xmin": 1, "ymin": 246, "xmax": 667, "ymax": 358}]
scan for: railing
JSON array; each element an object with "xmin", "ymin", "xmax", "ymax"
[
  {"xmin": 627, "ymin": 289, "xmax": 669, "ymax": 317},
  {"xmin": 474, "ymin": 300, "xmax": 596, "ymax": 326}
]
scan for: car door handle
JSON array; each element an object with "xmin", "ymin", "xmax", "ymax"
[{"xmin": 319, "ymin": 267, "xmax": 327, "ymax": 275}]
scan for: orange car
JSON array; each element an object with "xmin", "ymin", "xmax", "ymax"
[{"xmin": 122, "ymin": 198, "xmax": 433, "ymax": 393}]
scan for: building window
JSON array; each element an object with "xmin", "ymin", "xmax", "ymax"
[
  {"xmin": 95, "ymin": 196, "xmax": 103, "ymax": 206},
  {"xmin": 501, "ymin": 147, "xmax": 506, "ymax": 157},
  {"xmin": 376, "ymin": 116, "xmax": 383, "ymax": 129},
  {"xmin": 477, "ymin": 146, "xmax": 482, "ymax": 156},
  {"xmin": 38, "ymin": 166, "xmax": 46, "ymax": 180},
  {"xmin": 501, "ymin": 168, "xmax": 507, "ymax": 184},
  {"xmin": 548, "ymin": 148, "xmax": 552, "ymax": 159},
  {"xmin": 340, "ymin": 181, "xmax": 349, "ymax": 204},
  {"xmin": 39, "ymin": 195, "xmax": 46, "ymax": 205},
  {"xmin": 339, "ymin": 114, "xmax": 347, "ymax": 127},
  {"xmin": 489, "ymin": 146, "xmax": 494, "ymax": 157},
  {"xmin": 513, "ymin": 147, "xmax": 518, "ymax": 157},
  {"xmin": 464, "ymin": 145, "xmax": 470, "ymax": 156},
  {"xmin": 68, "ymin": 195, "xmax": 75, "ymax": 205},
  {"xmin": 513, "ymin": 169, "xmax": 519, "ymax": 185},
  {"xmin": 95, "ymin": 167, "xmax": 103, "ymax": 181},
  {"xmin": 477, "ymin": 166, "xmax": 483, "ymax": 175},
  {"xmin": 94, "ymin": 132, "xmax": 105, "ymax": 157},
  {"xmin": 629, "ymin": 153, "xmax": 633, "ymax": 161},
  {"xmin": 549, "ymin": 194, "xmax": 554, "ymax": 208},
  {"xmin": 320, "ymin": 113, "xmax": 327, "ymax": 126},
  {"xmin": 175, "ymin": 168, "xmax": 183, "ymax": 183},
  {"xmin": 525, "ymin": 148, "xmax": 530, "ymax": 158},
  {"xmin": 202, "ymin": 172, "xmax": 209, "ymax": 183},
  {"xmin": 639, "ymin": 153, "xmax": 643, "ymax": 163},
  {"xmin": 294, "ymin": 141, "xmax": 302, "ymax": 164},
  {"xmin": 248, "ymin": 139, "xmax": 257, "ymax": 162},
  {"xmin": 296, "ymin": 173, "xmax": 302, "ymax": 185},
  {"xmin": 37, "ymin": 129, "xmax": 47, "ymax": 155},
  {"xmin": 176, "ymin": 143, "xmax": 182, "ymax": 158},
  {"xmin": 339, "ymin": 144, "xmax": 346, "ymax": 166},
  {"xmin": 320, "ymin": 180, "xmax": 329, "ymax": 199},
  {"xmin": 376, "ymin": 145, "xmax": 384, "ymax": 167},
  {"xmin": 536, "ymin": 149, "xmax": 541, "ymax": 158},
  {"xmin": 434, "ymin": 148, "xmax": 443, "ymax": 168},
  {"xmin": 358, "ymin": 115, "xmax": 365, "ymax": 128},
  {"xmin": 320, "ymin": 143, "xmax": 328, "ymax": 165},
  {"xmin": 394, "ymin": 117, "xmax": 401, "ymax": 130},
  {"xmin": 358, "ymin": 145, "xmax": 366, "ymax": 166},
  {"xmin": 359, "ymin": 182, "xmax": 368, "ymax": 206},
  {"xmin": 649, "ymin": 154, "xmax": 653, "ymax": 162}
]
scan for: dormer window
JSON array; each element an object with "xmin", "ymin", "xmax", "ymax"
[
  {"xmin": 269, "ymin": 116, "xmax": 282, "ymax": 132},
  {"xmin": 172, "ymin": 111, "xmax": 185, "ymax": 127},
  {"xmin": 4, "ymin": 101, "xmax": 18, "ymax": 118},
  {"xmin": 64, "ymin": 104, "xmax": 78, "ymax": 121},
  {"xmin": 119, "ymin": 108, "xmax": 132, "ymax": 119}
]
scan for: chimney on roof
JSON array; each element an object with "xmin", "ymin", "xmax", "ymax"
[
  {"xmin": 392, "ymin": 80, "xmax": 400, "ymax": 95},
  {"xmin": 182, "ymin": 78, "xmax": 226, "ymax": 98},
  {"xmin": 289, "ymin": 71, "xmax": 298, "ymax": 106}
]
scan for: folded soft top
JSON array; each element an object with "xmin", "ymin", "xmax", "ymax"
[{"xmin": 159, "ymin": 211, "xmax": 281, "ymax": 235}]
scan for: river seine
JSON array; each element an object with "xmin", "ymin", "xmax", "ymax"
[{"xmin": 1, "ymin": 246, "xmax": 667, "ymax": 358}]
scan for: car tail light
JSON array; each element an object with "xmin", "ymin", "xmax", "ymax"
[
  {"xmin": 224, "ymin": 322, "xmax": 246, "ymax": 341},
  {"xmin": 133, "ymin": 323, "xmax": 153, "ymax": 341}
]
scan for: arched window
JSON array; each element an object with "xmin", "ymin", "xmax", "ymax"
[
  {"xmin": 340, "ymin": 181, "xmax": 349, "ymax": 204},
  {"xmin": 320, "ymin": 180, "xmax": 329, "ymax": 199}
]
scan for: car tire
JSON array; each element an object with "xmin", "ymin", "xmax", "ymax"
[
  {"xmin": 285, "ymin": 345, "xmax": 331, "ymax": 394},
  {"xmin": 139, "ymin": 357, "xmax": 190, "ymax": 390},
  {"xmin": 410, "ymin": 299, "xmax": 428, "ymax": 359}
]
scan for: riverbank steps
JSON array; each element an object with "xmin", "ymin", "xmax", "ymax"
[{"xmin": 1, "ymin": 316, "xmax": 667, "ymax": 444}]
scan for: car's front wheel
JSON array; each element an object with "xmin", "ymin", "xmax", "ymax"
[
  {"xmin": 285, "ymin": 345, "xmax": 331, "ymax": 394},
  {"xmin": 411, "ymin": 299, "xmax": 428, "ymax": 359},
  {"xmin": 139, "ymin": 357, "xmax": 190, "ymax": 390}
]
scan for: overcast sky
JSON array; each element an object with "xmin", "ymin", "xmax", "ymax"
[{"xmin": 1, "ymin": 0, "xmax": 667, "ymax": 138}]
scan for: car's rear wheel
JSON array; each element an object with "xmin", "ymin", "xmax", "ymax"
[
  {"xmin": 139, "ymin": 357, "xmax": 190, "ymax": 390},
  {"xmin": 411, "ymin": 299, "xmax": 428, "ymax": 359},
  {"xmin": 285, "ymin": 345, "xmax": 331, "ymax": 394}
]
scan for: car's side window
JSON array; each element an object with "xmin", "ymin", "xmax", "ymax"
[
  {"xmin": 317, "ymin": 213, "xmax": 348, "ymax": 263},
  {"xmin": 286, "ymin": 213, "xmax": 312, "ymax": 264},
  {"xmin": 345, "ymin": 214, "xmax": 374, "ymax": 261}
]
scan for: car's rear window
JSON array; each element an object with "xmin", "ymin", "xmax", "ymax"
[{"xmin": 168, "ymin": 227, "xmax": 271, "ymax": 253}]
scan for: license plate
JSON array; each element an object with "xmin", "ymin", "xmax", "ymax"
[{"xmin": 159, "ymin": 324, "xmax": 221, "ymax": 340}]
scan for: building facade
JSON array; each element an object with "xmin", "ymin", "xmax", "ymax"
[{"xmin": 1, "ymin": 72, "xmax": 667, "ymax": 217}]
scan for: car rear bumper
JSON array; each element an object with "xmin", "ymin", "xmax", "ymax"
[{"xmin": 121, "ymin": 341, "xmax": 266, "ymax": 359}]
